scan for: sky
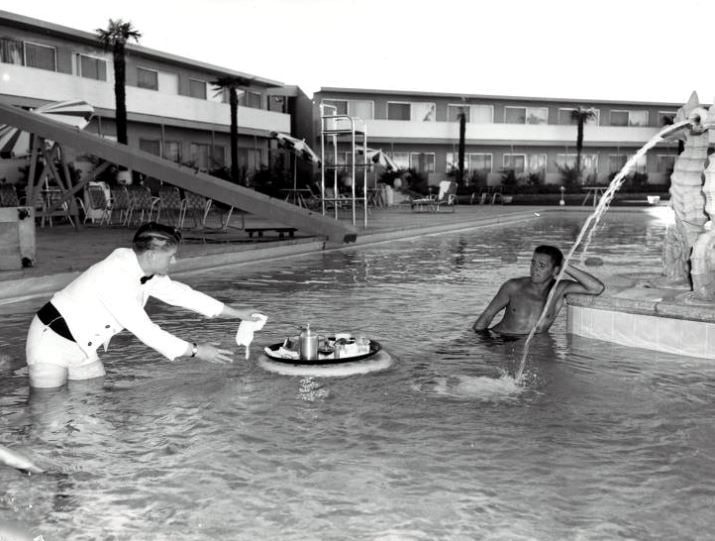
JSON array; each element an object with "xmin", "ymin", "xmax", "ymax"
[{"xmin": 7, "ymin": 0, "xmax": 714, "ymax": 104}]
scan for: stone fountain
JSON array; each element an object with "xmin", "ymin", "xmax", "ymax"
[{"xmin": 567, "ymin": 92, "xmax": 715, "ymax": 359}]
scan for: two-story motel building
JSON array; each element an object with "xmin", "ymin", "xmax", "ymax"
[
  {"xmin": 313, "ymin": 87, "xmax": 684, "ymax": 186},
  {"xmin": 1, "ymin": 9, "xmax": 684, "ymax": 190},
  {"xmin": 0, "ymin": 9, "xmax": 314, "ymax": 185}
]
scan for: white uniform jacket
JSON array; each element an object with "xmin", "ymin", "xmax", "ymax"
[{"xmin": 51, "ymin": 248, "xmax": 224, "ymax": 360}]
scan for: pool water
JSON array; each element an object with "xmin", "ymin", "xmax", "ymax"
[{"xmin": 1, "ymin": 210, "xmax": 714, "ymax": 540}]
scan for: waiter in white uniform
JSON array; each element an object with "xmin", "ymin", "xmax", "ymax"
[{"xmin": 26, "ymin": 222, "xmax": 265, "ymax": 389}]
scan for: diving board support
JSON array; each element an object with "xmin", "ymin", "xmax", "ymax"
[{"xmin": 0, "ymin": 102, "xmax": 358, "ymax": 243}]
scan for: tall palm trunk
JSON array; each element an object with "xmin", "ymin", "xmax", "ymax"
[
  {"xmin": 113, "ymin": 43, "xmax": 128, "ymax": 145},
  {"xmin": 457, "ymin": 113, "xmax": 466, "ymax": 186},
  {"xmin": 575, "ymin": 118, "xmax": 585, "ymax": 174},
  {"xmin": 228, "ymin": 87, "xmax": 239, "ymax": 183}
]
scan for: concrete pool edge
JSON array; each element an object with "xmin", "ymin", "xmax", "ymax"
[
  {"xmin": 0, "ymin": 208, "xmax": 547, "ymax": 306},
  {"xmin": 567, "ymin": 276, "xmax": 715, "ymax": 359}
]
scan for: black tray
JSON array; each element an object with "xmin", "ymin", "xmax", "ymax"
[{"xmin": 263, "ymin": 340, "xmax": 382, "ymax": 365}]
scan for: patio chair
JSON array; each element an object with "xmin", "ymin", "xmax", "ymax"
[
  {"xmin": 411, "ymin": 180, "xmax": 456, "ymax": 213},
  {"xmin": 155, "ymin": 186, "xmax": 186, "ymax": 228},
  {"xmin": 109, "ymin": 187, "xmax": 133, "ymax": 226},
  {"xmin": 182, "ymin": 190, "xmax": 212, "ymax": 229},
  {"xmin": 127, "ymin": 186, "xmax": 158, "ymax": 225},
  {"xmin": 323, "ymin": 187, "xmax": 348, "ymax": 210},
  {"xmin": 0, "ymin": 183, "xmax": 21, "ymax": 207},
  {"xmin": 83, "ymin": 183, "xmax": 111, "ymax": 225}
]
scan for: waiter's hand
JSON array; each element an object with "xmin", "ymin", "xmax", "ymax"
[
  {"xmin": 221, "ymin": 305, "xmax": 266, "ymax": 321},
  {"xmin": 196, "ymin": 342, "xmax": 234, "ymax": 364}
]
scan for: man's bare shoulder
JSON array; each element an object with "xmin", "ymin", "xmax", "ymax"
[{"xmin": 502, "ymin": 276, "xmax": 531, "ymax": 292}]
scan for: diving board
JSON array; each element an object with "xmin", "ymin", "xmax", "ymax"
[{"xmin": 0, "ymin": 102, "xmax": 357, "ymax": 244}]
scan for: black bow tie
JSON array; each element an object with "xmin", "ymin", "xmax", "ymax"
[{"xmin": 140, "ymin": 274, "xmax": 155, "ymax": 284}]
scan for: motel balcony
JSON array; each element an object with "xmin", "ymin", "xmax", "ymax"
[
  {"xmin": 361, "ymin": 119, "xmax": 665, "ymax": 148},
  {"xmin": 0, "ymin": 63, "xmax": 290, "ymax": 134}
]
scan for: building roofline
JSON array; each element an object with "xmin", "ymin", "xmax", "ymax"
[
  {"xmin": 0, "ymin": 9, "xmax": 284, "ymax": 89},
  {"xmin": 316, "ymin": 86, "xmax": 689, "ymax": 108}
]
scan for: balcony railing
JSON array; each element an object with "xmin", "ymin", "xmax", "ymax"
[
  {"xmin": 0, "ymin": 63, "xmax": 290, "ymax": 133},
  {"xmin": 359, "ymin": 119, "xmax": 665, "ymax": 146}
]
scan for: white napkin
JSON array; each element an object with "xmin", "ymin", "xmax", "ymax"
[{"xmin": 235, "ymin": 314, "xmax": 268, "ymax": 359}]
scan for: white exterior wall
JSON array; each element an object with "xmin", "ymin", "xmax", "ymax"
[
  {"xmin": 0, "ymin": 63, "xmax": 290, "ymax": 133},
  {"xmin": 364, "ymin": 119, "xmax": 661, "ymax": 146}
]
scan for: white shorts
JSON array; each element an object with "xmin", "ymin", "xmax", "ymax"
[{"xmin": 26, "ymin": 315, "xmax": 100, "ymax": 376}]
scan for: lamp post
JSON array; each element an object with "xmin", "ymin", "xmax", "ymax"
[{"xmin": 560, "ymin": 185, "xmax": 566, "ymax": 206}]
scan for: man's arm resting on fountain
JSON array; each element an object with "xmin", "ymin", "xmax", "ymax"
[{"xmin": 561, "ymin": 264, "xmax": 605, "ymax": 296}]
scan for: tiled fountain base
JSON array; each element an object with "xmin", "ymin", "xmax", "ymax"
[{"xmin": 567, "ymin": 274, "xmax": 715, "ymax": 359}]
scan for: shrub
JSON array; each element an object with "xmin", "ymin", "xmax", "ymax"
[
  {"xmin": 557, "ymin": 164, "xmax": 582, "ymax": 190},
  {"xmin": 403, "ymin": 168, "xmax": 430, "ymax": 195},
  {"xmin": 500, "ymin": 168, "xmax": 520, "ymax": 194}
]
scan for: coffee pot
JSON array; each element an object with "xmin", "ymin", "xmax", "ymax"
[{"xmin": 298, "ymin": 323, "xmax": 319, "ymax": 360}]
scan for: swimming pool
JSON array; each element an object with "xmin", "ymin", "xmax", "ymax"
[{"xmin": 1, "ymin": 210, "xmax": 714, "ymax": 540}]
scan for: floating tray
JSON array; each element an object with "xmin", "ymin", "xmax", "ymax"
[{"xmin": 263, "ymin": 339, "xmax": 382, "ymax": 365}]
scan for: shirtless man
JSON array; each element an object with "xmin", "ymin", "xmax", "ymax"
[{"xmin": 472, "ymin": 245, "xmax": 604, "ymax": 335}]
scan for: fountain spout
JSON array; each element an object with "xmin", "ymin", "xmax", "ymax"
[{"xmin": 659, "ymin": 119, "xmax": 693, "ymax": 139}]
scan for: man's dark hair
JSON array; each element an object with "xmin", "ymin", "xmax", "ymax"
[
  {"xmin": 132, "ymin": 222, "xmax": 182, "ymax": 253},
  {"xmin": 534, "ymin": 245, "xmax": 564, "ymax": 269}
]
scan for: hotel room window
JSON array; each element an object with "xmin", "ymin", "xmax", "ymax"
[
  {"xmin": 348, "ymin": 100, "xmax": 374, "ymax": 120},
  {"xmin": 163, "ymin": 141, "xmax": 181, "ymax": 163},
  {"xmin": 137, "ymin": 67, "xmax": 159, "ymax": 90},
  {"xmin": 503, "ymin": 154, "xmax": 526, "ymax": 173},
  {"xmin": 627, "ymin": 154, "xmax": 647, "ymax": 173},
  {"xmin": 608, "ymin": 154, "xmax": 628, "ymax": 173},
  {"xmin": 387, "ymin": 102, "xmax": 411, "ymax": 121},
  {"xmin": 389, "ymin": 152, "xmax": 410, "ymax": 170},
  {"xmin": 656, "ymin": 155, "xmax": 676, "ymax": 174},
  {"xmin": 410, "ymin": 152, "xmax": 435, "ymax": 173},
  {"xmin": 25, "ymin": 42, "xmax": 56, "ymax": 71},
  {"xmin": 657, "ymin": 111, "xmax": 678, "ymax": 127},
  {"xmin": 239, "ymin": 148, "xmax": 262, "ymax": 173},
  {"xmin": 138, "ymin": 139, "xmax": 161, "ymax": 156},
  {"xmin": 469, "ymin": 153, "xmax": 492, "ymax": 172},
  {"xmin": 189, "ymin": 143, "xmax": 211, "ymax": 170},
  {"xmin": 505, "ymin": 106, "xmax": 547, "ymax": 124},
  {"xmin": 188, "ymin": 78, "xmax": 207, "ymax": 100},
  {"xmin": 0, "ymin": 38, "xmax": 24, "ymax": 65},
  {"xmin": 470, "ymin": 105, "xmax": 493, "ymax": 123},
  {"xmin": 411, "ymin": 103, "xmax": 435, "ymax": 121},
  {"xmin": 610, "ymin": 110, "xmax": 648, "ymax": 127},
  {"xmin": 526, "ymin": 107, "xmax": 548, "ymax": 124},
  {"xmin": 322, "ymin": 99, "xmax": 348, "ymax": 115},
  {"xmin": 557, "ymin": 153, "xmax": 598, "ymax": 175},
  {"xmin": 240, "ymin": 91, "xmax": 262, "ymax": 109},
  {"xmin": 211, "ymin": 145, "xmax": 225, "ymax": 168},
  {"xmin": 527, "ymin": 153, "xmax": 547, "ymax": 173},
  {"xmin": 77, "ymin": 54, "xmax": 107, "ymax": 81},
  {"xmin": 504, "ymin": 107, "xmax": 526, "ymax": 124},
  {"xmin": 447, "ymin": 105, "xmax": 470, "ymax": 122},
  {"xmin": 447, "ymin": 153, "xmax": 492, "ymax": 172}
]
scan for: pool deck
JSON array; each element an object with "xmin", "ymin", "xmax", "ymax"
[{"xmin": 0, "ymin": 204, "xmax": 551, "ymax": 305}]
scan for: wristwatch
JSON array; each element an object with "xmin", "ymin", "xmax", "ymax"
[{"xmin": 191, "ymin": 342, "xmax": 199, "ymax": 358}]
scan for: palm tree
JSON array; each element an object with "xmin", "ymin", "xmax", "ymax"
[
  {"xmin": 570, "ymin": 106, "xmax": 597, "ymax": 177},
  {"xmin": 211, "ymin": 75, "xmax": 254, "ymax": 184},
  {"xmin": 96, "ymin": 19, "xmax": 141, "ymax": 145}
]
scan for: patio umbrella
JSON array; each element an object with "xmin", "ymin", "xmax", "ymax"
[
  {"xmin": 0, "ymin": 99, "xmax": 94, "ymax": 157},
  {"xmin": 271, "ymin": 131, "xmax": 321, "ymax": 190},
  {"xmin": 357, "ymin": 147, "xmax": 399, "ymax": 171}
]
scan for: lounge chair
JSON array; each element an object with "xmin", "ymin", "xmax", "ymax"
[{"xmin": 411, "ymin": 180, "xmax": 457, "ymax": 213}]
